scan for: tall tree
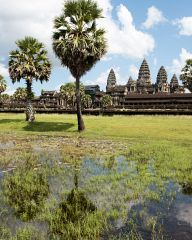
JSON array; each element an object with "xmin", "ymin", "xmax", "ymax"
[
  {"xmin": 0, "ymin": 74, "xmax": 7, "ymax": 96},
  {"xmin": 180, "ymin": 59, "xmax": 192, "ymax": 92},
  {"xmin": 52, "ymin": 0, "xmax": 107, "ymax": 131},
  {"xmin": 9, "ymin": 37, "xmax": 51, "ymax": 122}
]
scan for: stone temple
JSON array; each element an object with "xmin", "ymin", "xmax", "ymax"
[{"xmin": 106, "ymin": 59, "xmax": 184, "ymax": 106}]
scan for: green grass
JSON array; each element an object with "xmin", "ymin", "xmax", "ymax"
[
  {"xmin": 0, "ymin": 113, "xmax": 192, "ymax": 143},
  {"xmin": 1, "ymin": 113, "xmax": 192, "ymax": 239}
]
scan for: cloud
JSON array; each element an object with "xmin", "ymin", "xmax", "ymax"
[
  {"xmin": 0, "ymin": 62, "xmax": 9, "ymax": 77},
  {"xmin": 96, "ymin": 2, "xmax": 155, "ymax": 59},
  {"xmin": 175, "ymin": 17, "xmax": 192, "ymax": 36},
  {"xmin": 153, "ymin": 58, "xmax": 157, "ymax": 66},
  {"xmin": 168, "ymin": 48, "xmax": 192, "ymax": 75},
  {"xmin": 4, "ymin": 86, "xmax": 15, "ymax": 95},
  {"xmin": 85, "ymin": 67, "xmax": 122, "ymax": 90},
  {"xmin": 129, "ymin": 64, "xmax": 139, "ymax": 79},
  {"xmin": 142, "ymin": 6, "xmax": 167, "ymax": 29},
  {"xmin": 0, "ymin": 0, "xmax": 155, "ymax": 64},
  {"xmin": 0, "ymin": 0, "xmax": 63, "ymax": 60}
]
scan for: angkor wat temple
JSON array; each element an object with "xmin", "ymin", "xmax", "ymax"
[
  {"xmin": 1, "ymin": 59, "xmax": 192, "ymax": 114},
  {"xmin": 105, "ymin": 58, "xmax": 186, "ymax": 107}
]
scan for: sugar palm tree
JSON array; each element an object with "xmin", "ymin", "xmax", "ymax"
[
  {"xmin": 60, "ymin": 82, "xmax": 85, "ymax": 108},
  {"xmin": 9, "ymin": 37, "xmax": 51, "ymax": 122},
  {"xmin": 180, "ymin": 59, "xmax": 192, "ymax": 92},
  {"xmin": 53, "ymin": 0, "xmax": 107, "ymax": 131},
  {"xmin": 0, "ymin": 74, "xmax": 7, "ymax": 96}
]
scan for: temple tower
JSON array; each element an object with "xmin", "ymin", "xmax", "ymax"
[
  {"xmin": 170, "ymin": 74, "xmax": 179, "ymax": 93},
  {"xmin": 138, "ymin": 59, "xmax": 151, "ymax": 85},
  {"xmin": 137, "ymin": 59, "xmax": 153, "ymax": 93},
  {"xmin": 127, "ymin": 76, "xmax": 136, "ymax": 93},
  {"xmin": 156, "ymin": 66, "xmax": 170, "ymax": 93},
  {"xmin": 106, "ymin": 69, "xmax": 116, "ymax": 91}
]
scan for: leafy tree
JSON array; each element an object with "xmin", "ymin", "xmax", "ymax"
[
  {"xmin": 52, "ymin": 0, "xmax": 107, "ymax": 131},
  {"xmin": 101, "ymin": 95, "xmax": 112, "ymax": 109},
  {"xmin": 60, "ymin": 82, "xmax": 85, "ymax": 108},
  {"xmin": 180, "ymin": 59, "xmax": 192, "ymax": 92},
  {"xmin": 82, "ymin": 94, "xmax": 92, "ymax": 109},
  {"xmin": 9, "ymin": 37, "xmax": 51, "ymax": 122},
  {"xmin": 13, "ymin": 87, "xmax": 28, "ymax": 101},
  {"xmin": 0, "ymin": 74, "xmax": 7, "ymax": 96},
  {"xmin": 0, "ymin": 93, "xmax": 10, "ymax": 104}
]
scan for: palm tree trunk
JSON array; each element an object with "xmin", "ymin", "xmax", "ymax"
[
  {"xmin": 26, "ymin": 81, "xmax": 35, "ymax": 122},
  {"xmin": 76, "ymin": 77, "xmax": 85, "ymax": 131}
]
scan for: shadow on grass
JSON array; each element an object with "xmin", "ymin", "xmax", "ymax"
[
  {"xmin": 23, "ymin": 122, "xmax": 75, "ymax": 132},
  {"xmin": 0, "ymin": 119, "xmax": 75, "ymax": 132},
  {"xmin": 0, "ymin": 119, "xmax": 23, "ymax": 124}
]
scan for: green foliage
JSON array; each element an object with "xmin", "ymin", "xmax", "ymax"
[
  {"xmin": 102, "ymin": 95, "xmax": 112, "ymax": 108},
  {"xmin": 60, "ymin": 82, "xmax": 85, "ymax": 107},
  {"xmin": 13, "ymin": 227, "xmax": 44, "ymax": 240},
  {"xmin": 0, "ymin": 93, "xmax": 10, "ymax": 103},
  {"xmin": 9, "ymin": 37, "xmax": 51, "ymax": 84},
  {"xmin": 0, "ymin": 74, "xmax": 7, "ymax": 94},
  {"xmin": 52, "ymin": 0, "xmax": 107, "ymax": 79},
  {"xmin": 180, "ymin": 59, "xmax": 192, "ymax": 91},
  {"xmin": 13, "ymin": 87, "xmax": 28, "ymax": 101},
  {"xmin": 82, "ymin": 94, "xmax": 92, "ymax": 109},
  {"xmin": 49, "ymin": 188, "xmax": 105, "ymax": 239},
  {"xmin": 3, "ymin": 155, "xmax": 49, "ymax": 221}
]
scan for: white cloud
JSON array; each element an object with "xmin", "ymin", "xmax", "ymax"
[
  {"xmin": 142, "ymin": 6, "xmax": 167, "ymax": 29},
  {"xmin": 0, "ymin": 0, "xmax": 154, "ymax": 63},
  {"xmin": 175, "ymin": 17, "xmax": 192, "ymax": 36},
  {"xmin": 96, "ymin": 2, "xmax": 155, "ymax": 59},
  {"xmin": 85, "ymin": 67, "xmax": 122, "ymax": 90},
  {"xmin": 0, "ymin": 62, "xmax": 9, "ymax": 77},
  {"xmin": 4, "ymin": 86, "xmax": 15, "ymax": 95},
  {"xmin": 129, "ymin": 64, "xmax": 139, "ymax": 79},
  {"xmin": 0, "ymin": 0, "xmax": 63, "ymax": 60},
  {"xmin": 101, "ymin": 55, "xmax": 112, "ymax": 62},
  {"xmin": 153, "ymin": 58, "xmax": 157, "ymax": 66},
  {"xmin": 168, "ymin": 48, "xmax": 192, "ymax": 75}
]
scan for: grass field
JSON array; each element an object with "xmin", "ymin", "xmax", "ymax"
[
  {"xmin": 0, "ymin": 113, "xmax": 192, "ymax": 143},
  {"xmin": 1, "ymin": 113, "xmax": 192, "ymax": 239}
]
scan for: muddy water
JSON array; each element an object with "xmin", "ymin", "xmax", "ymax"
[{"xmin": 0, "ymin": 151, "xmax": 192, "ymax": 239}]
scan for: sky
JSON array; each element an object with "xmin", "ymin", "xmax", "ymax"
[{"xmin": 0, "ymin": 0, "xmax": 192, "ymax": 95}]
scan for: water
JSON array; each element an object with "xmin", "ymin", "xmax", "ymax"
[{"xmin": 0, "ymin": 150, "xmax": 192, "ymax": 239}]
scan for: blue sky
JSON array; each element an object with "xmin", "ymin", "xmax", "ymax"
[{"xmin": 0, "ymin": 0, "xmax": 192, "ymax": 95}]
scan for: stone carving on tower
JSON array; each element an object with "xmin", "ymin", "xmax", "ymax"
[
  {"xmin": 170, "ymin": 74, "xmax": 179, "ymax": 93},
  {"xmin": 106, "ymin": 69, "xmax": 116, "ymax": 91},
  {"xmin": 156, "ymin": 66, "xmax": 170, "ymax": 93},
  {"xmin": 137, "ymin": 59, "xmax": 154, "ymax": 94}
]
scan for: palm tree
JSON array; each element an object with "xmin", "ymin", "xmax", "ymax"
[
  {"xmin": 9, "ymin": 37, "xmax": 51, "ymax": 122},
  {"xmin": 60, "ymin": 82, "xmax": 76, "ymax": 108},
  {"xmin": 101, "ymin": 95, "xmax": 112, "ymax": 109},
  {"xmin": 52, "ymin": 0, "xmax": 107, "ymax": 131},
  {"xmin": 180, "ymin": 59, "xmax": 192, "ymax": 92},
  {"xmin": 60, "ymin": 82, "xmax": 85, "ymax": 109},
  {"xmin": 0, "ymin": 74, "xmax": 7, "ymax": 96},
  {"xmin": 82, "ymin": 94, "xmax": 92, "ymax": 109}
]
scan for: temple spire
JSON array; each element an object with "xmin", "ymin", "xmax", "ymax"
[
  {"xmin": 156, "ymin": 66, "xmax": 168, "ymax": 84},
  {"xmin": 138, "ymin": 58, "xmax": 151, "ymax": 84},
  {"xmin": 107, "ymin": 69, "xmax": 116, "ymax": 88}
]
